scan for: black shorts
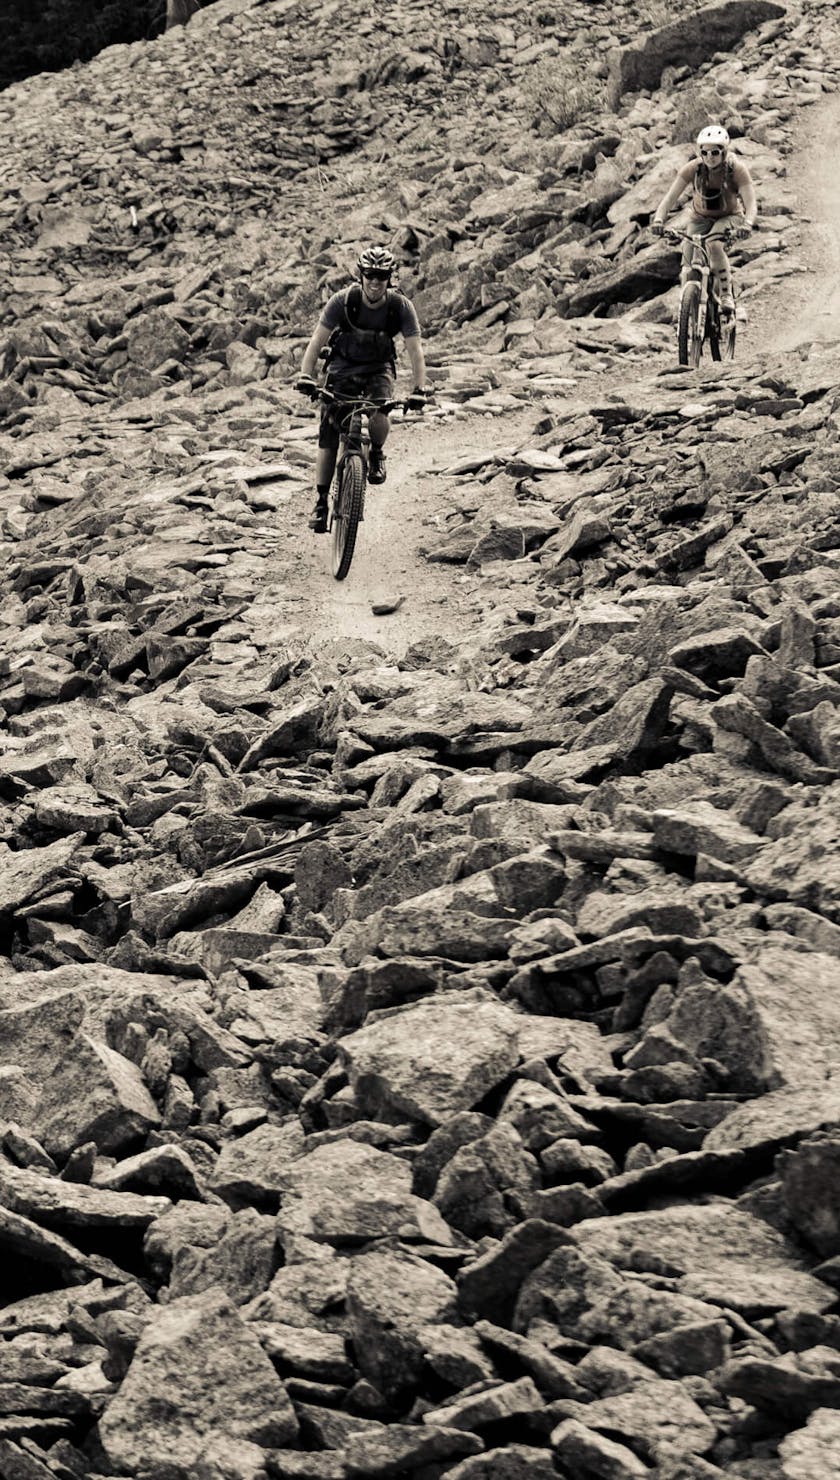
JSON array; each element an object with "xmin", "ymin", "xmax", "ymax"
[{"xmin": 318, "ymin": 365, "xmax": 396, "ymax": 451}]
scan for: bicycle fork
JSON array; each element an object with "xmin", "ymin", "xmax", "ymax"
[
  {"xmin": 333, "ymin": 429, "xmax": 368, "ymax": 527},
  {"xmin": 685, "ymin": 248, "xmax": 711, "ymax": 325}
]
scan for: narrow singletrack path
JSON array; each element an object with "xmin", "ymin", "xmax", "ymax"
[
  {"xmin": 293, "ymin": 406, "xmax": 536, "ymax": 658},
  {"xmin": 755, "ymin": 91, "xmax": 840, "ymax": 354}
]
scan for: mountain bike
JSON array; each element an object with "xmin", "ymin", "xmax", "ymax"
[
  {"xmin": 318, "ymin": 390, "xmax": 404, "ymax": 581},
  {"xmin": 666, "ymin": 228, "xmax": 737, "ymax": 368}
]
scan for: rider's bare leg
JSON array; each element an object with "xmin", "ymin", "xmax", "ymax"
[
  {"xmin": 707, "ymin": 238, "xmax": 731, "ymax": 300},
  {"xmin": 316, "ymin": 447, "xmax": 337, "ymax": 486},
  {"xmin": 706, "ymin": 217, "xmax": 737, "ymax": 306},
  {"xmin": 368, "ymin": 409, "xmax": 391, "ymax": 449}
]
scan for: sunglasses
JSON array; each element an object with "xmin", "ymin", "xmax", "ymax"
[
  {"xmin": 700, "ymin": 147, "xmax": 723, "ymax": 157},
  {"xmin": 362, "ymin": 270, "xmax": 390, "ymax": 281}
]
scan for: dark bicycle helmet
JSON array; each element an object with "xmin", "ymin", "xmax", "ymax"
[{"xmin": 357, "ymin": 245, "xmax": 396, "ymax": 278}]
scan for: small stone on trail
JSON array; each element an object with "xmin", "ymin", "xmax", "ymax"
[{"xmin": 371, "ymin": 596, "xmax": 406, "ymax": 616}]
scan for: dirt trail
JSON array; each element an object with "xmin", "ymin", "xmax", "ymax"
[
  {"xmin": 297, "ymin": 406, "xmax": 536, "ymax": 658},
  {"xmin": 757, "ymin": 91, "xmax": 840, "ymax": 354}
]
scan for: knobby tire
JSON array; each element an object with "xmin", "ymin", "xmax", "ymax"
[
  {"xmin": 720, "ymin": 313, "xmax": 737, "ymax": 361},
  {"xmin": 331, "ymin": 453, "xmax": 365, "ymax": 581},
  {"xmin": 678, "ymin": 281, "xmax": 701, "ymax": 367},
  {"xmin": 708, "ymin": 300, "xmax": 722, "ymax": 362}
]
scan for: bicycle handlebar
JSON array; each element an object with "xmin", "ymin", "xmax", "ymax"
[
  {"xmin": 317, "ymin": 390, "xmax": 403, "ymax": 413},
  {"xmin": 315, "ymin": 388, "xmax": 433, "ymax": 416},
  {"xmin": 663, "ymin": 227, "xmax": 735, "ymax": 247}
]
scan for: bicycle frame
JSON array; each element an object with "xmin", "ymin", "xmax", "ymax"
[
  {"xmin": 668, "ymin": 228, "xmax": 728, "ymax": 322},
  {"xmin": 319, "ymin": 390, "xmax": 400, "ymax": 490},
  {"xmin": 316, "ymin": 390, "xmax": 402, "ymax": 579},
  {"xmin": 665, "ymin": 227, "xmax": 735, "ymax": 367}
]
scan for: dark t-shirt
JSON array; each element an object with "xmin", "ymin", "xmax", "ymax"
[{"xmin": 320, "ymin": 287, "xmax": 420, "ymax": 339}]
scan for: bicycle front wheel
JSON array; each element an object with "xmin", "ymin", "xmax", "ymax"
[
  {"xmin": 678, "ymin": 282, "xmax": 702, "ymax": 367},
  {"xmin": 331, "ymin": 453, "xmax": 365, "ymax": 581},
  {"xmin": 707, "ymin": 301, "xmax": 722, "ymax": 362}
]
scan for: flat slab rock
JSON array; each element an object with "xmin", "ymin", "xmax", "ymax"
[
  {"xmin": 0, "ymin": 833, "xmax": 84, "ymax": 916},
  {"xmin": 32, "ymin": 1033, "xmax": 160, "ymax": 1161},
  {"xmin": 445, "ymin": 1447, "xmax": 559, "ymax": 1479},
  {"xmin": 706, "ymin": 1084, "xmax": 840, "ymax": 1154},
  {"xmin": 277, "ymin": 1138, "xmax": 453, "ymax": 1246},
  {"xmin": 345, "ymin": 1245, "xmax": 459, "ymax": 1404},
  {"xmin": 0, "ymin": 1158, "xmax": 169, "ymax": 1229},
  {"xmin": 338, "ymin": 988, "xmax": 521, "ymax": 1126},
  {"xmin": 744, "ymin": 790, "xmax": 840, "ymax": 922},
  {"xmin": 574, "ymin": 1204, "xmax": 836, "ymax": 1316},
  {"xmin": 210, "ymin": 1119, "xmax": 306, "ymax": 1207},
  {"xmin": 729, "ymin": 946, "xmax": 840, "ymax": 1088},
  {"xmin": 552, "ymin": 1373, "xmax": 716, "ymax": 1461},
  {"xmin": 335, "ymin": 894, "xmax": 522, "ymax": 966},
  {"xmin": 344, "ymin": 1421, "xmax": 484, "ymax": 1477},
  {"xmin": 551, "ymin": 1419, "xmax": 649, "ymax": 1480},
  {"xmin": 0, "ymin": 1205, "xmax": 126, "ymax": 1288}
]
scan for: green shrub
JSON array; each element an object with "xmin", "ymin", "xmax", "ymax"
[{"xmin": 522, "ymin": 54, "xmax": 603, "ymax": 135}]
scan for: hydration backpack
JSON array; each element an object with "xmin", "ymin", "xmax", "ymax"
[
  {"xmin": 325, "ymin": 284, "xmax": 404, "ymax": 367},
  {"xmin": 694, "ymin": 154, "xmax": 737, "ymax": 213}
]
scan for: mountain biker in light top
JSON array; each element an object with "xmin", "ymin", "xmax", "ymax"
[
  {"xmin": 296, "ymin": 245, "xmax": 430, "ymax": 533},
  {"xmin": 651, "ymin": 125, "xmax": 757, "ymax": 316}
]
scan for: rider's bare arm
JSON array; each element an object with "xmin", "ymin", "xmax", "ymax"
[
  {"xmin": 731, "ymin": 160, "xmax": 757, "ymax": 226},
  {"xmin": 300, "ymin": 322, "xmax": 332, "ymax": 378},
  {"xmin": 652, "ymin": 162, "xmax": 694, "ymax": 226},
  {"xmin": 404, "ymin": 333, "xmax": 427, "ymax": 390}
]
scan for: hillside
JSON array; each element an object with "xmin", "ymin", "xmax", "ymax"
[{"xmin": 1, "ymin": 1, "xmax": 840, "ymax": 1478}]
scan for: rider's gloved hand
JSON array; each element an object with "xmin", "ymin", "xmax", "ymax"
[
  {"xmin": 406, "ymin": 385, "xmax": 430, "ymax": 411},
  {"xmin": 734, "ymin": 222, "xmax": 754, "ymax": 241},
  {"xmin": 296, "ymin": 374, "xmax": 319, "ymax": 400},
  {"xmin": 651, "ymin": 220, "xmax": 665, "ymax": 237}
]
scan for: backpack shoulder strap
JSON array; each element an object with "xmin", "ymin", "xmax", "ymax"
[
  {"xmin": 343, "ymin": 283, "xmax": 363, "ymax": 329},
  {"xmin": 385, "ymin": 289, "xmax": 404, "ymax": 338}
]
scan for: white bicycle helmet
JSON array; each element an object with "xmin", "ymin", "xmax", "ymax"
[{"xmin": 696, "ymin": 125, "xmax": 730, "ymax": 150}]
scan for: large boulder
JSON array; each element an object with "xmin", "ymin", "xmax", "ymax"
[
  {"xmin": 778, "ymin": 1134, "xmax": 840, "ymax": 1258},
  {"xmin": 780, "ymin": 1409, "xmax": 840, "ymax": 1480},
  {"xmin": 574, "ymin": 1204, "xmax": 836, "ymax": 1315},
  {"xmin": 345, "ymin": 1246, "xmax": 460, "ymax": 1405},
  {"xmin": 98, "ymin": 1289, "xmax": 298, "ymax": 1472},
  {"xmin": 608, "ymin": 1, "xmax": 786, "ymax": 105},
  {"xmin": 32, "ymin": 1033, "xmax": 160, "ymax": 1160}
]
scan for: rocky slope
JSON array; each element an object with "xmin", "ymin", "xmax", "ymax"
[{"xmin": 1, "ymin": 1, "xmax": 840, "ymax": 1478}]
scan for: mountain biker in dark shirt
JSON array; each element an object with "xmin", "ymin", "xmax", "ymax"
[
  {"xmin": 296, "ymin": 245, "xmax": 429, "ymax": 532},
  {"xmin": 652, "ymin": 125, "xmax": 757, "ymax": 316}
]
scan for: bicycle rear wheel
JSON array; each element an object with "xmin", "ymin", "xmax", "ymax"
[
  {"xmin": 331, "ymin": 453, "xmax": 365, "ymax": 581},
  {"xmin": 720, "ymin": 313, "xmax": 737, "ymax": 361},
  {"xmin": 678, "ymin": 282, "xmax": 701, "ymax": 367}
]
